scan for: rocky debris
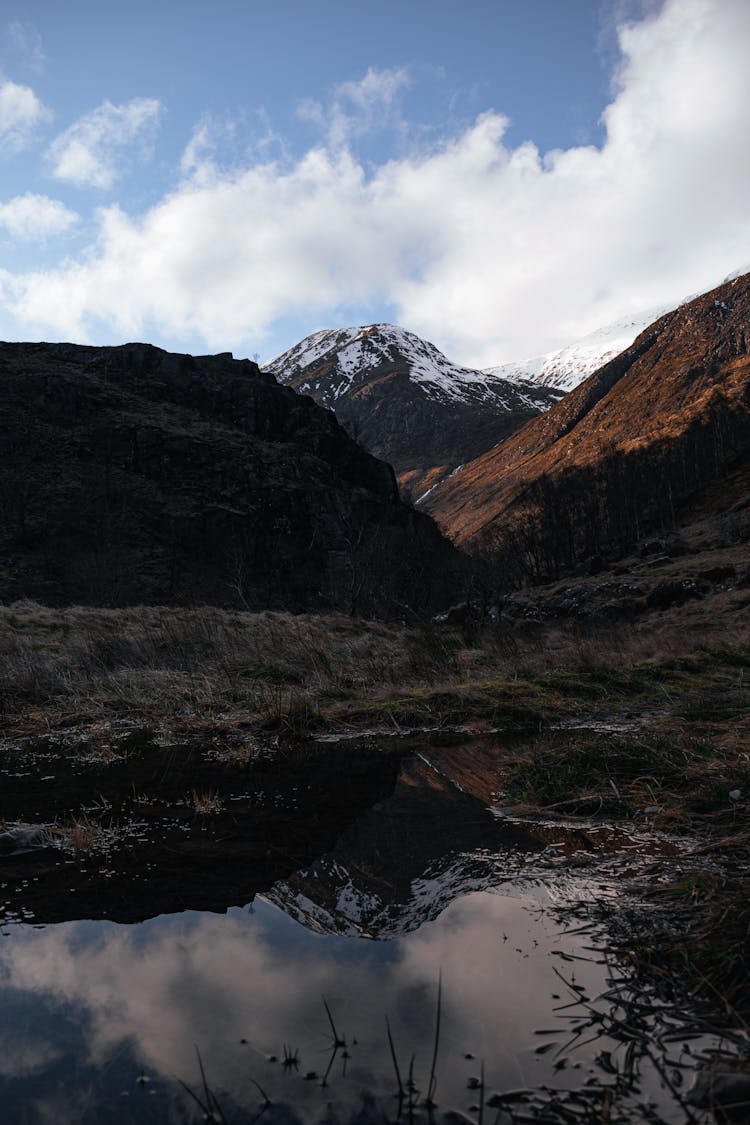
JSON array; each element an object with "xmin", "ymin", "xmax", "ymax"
[
  {"xmin": 645, "ymin": 578, "xmax": 704, "ymax": 609},
  {"xmin": 492, "ymin": 570, "xmax": 740, "ymax": 623},
  {"xmin": 496, "ymin": 580, "xmax": 645, "ymax": 622}
]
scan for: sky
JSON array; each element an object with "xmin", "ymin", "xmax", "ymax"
[{"xmin": 0, "ymin": 0, "xmax": 748, "ymax": 368}]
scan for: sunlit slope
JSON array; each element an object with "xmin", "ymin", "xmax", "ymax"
[{"xmin": 425, "ymin": 274, "xmax": 750, "ymax": 578}]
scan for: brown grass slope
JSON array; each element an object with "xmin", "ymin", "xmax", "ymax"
[{"xmin": 425, "ymin": 273, "xmax": 750, "ymax": 580}]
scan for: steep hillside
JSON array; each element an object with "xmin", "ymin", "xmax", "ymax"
[
  {"xmin": 425, "ymin": 275, "xmax": 750, "ymax": 584},
  {"xmin": 264, "ymin": 323, "xmax": 559, "ymax": 500},
  {"xmin": 0, "ymin": 341, "xmax": 463, "ymax": 615}
]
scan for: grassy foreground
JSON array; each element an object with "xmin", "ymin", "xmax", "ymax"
[{"xmin": 0, "ymin": 596, "xmax": 746, "ymax": 734}]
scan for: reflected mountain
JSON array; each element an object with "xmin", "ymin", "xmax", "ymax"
[
  {"xmin": 267, "ymin": 748, "xmax": 542, "ymax": 938},
  {"xmin": 0, "ymin": 740, "xmax": 405, "ymax": 925}
]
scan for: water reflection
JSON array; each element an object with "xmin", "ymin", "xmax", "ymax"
[
  {"xmin": 0, "ymin": 740, "xmax": 719, "ymax": 1122},
  {"xmin": 0, "ymin": 889, "xmax": 614, "ymax": 1123}
]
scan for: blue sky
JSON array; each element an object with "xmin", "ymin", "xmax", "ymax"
[{"xmin": 0, "ymin": 0, "xmax": 749, "ymax": 366}]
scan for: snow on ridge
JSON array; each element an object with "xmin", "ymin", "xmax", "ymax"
[
  {"xmin": 265, "ymin": 853, "xmax": 539, "ymax": 941},
  {"xmin": 264, "ymin": 322, "xmax": 554, "ymax": 407},
  {"xmin": 263, "ymin": 325, "xmax": 365, "ymax": 377},
  {"xmin": 485, "ymin": 305, "xmax": 670, "ymax": 392}
]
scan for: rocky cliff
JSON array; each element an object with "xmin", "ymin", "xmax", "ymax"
[{"xmin": 0, "ymin": 341, "xmax": 463, "ymax": 615}]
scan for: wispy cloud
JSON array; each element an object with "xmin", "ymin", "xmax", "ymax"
[
  {"xmin": 48, "ymin": 97, "xmax": 163, "ymax": 189},
  {"xmin": 0, "ymin": 76, "xmax": 48, "ymax": 151},
  {"xmin": 180, "ymin": 109, "xmax": 289, "ymax": 182},
  {"xmin": 8, "ymin": 21, "xmax": 45, "ymax": 73},
  {"xmin": 297, "ymin": 65, "xmax": 411, "ymax": 148},
  {"xmin": 4, "ymin": 0, "xmax": 750, "ymax": 364},
  {"xmin": 0, "ymin": 193, "xmax": 78, "ymax": 240}
]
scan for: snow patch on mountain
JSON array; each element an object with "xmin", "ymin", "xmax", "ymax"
[
  {"xmin": 485, "ymin": 306, "xmax": 670, "ymax": 392},
  {"xmin": 264, "ymin": 323, "xmax": 556, "ymax": 410}
]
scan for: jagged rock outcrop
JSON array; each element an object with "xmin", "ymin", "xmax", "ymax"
[
  {"xmin": 424, "ymin": 274, "xmax": 750, "ymax": 585},
  {"xmin": 264, "ymin": 323, "xmax": 559, "ymax": 500},
  {"xmin": 0, "ymin": 341, "xmax": 463, "ymax": 615}
]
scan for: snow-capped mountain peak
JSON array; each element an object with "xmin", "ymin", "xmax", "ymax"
[
  {"xmin": 264, "ymin": 322, "xmax": 556, "ymax": 408},
  {"xmin": 262, "ymin": 323, "xmax": 562, "ymax": 501}
]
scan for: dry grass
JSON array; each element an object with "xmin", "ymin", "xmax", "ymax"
[
  {"xmin": 0, "ymin": 597, "xmax": 745, "ymax": 739},
  {"xmin": 501, "ymin": 729, "xmax": 750, "ymax": 830},
  {"xmin": 192, "ymin": 789, "xmax": 222, "ymax": 816},
  {"xmin": 44, "ymin": 815, "xmax": 119, "ymax": 855}
]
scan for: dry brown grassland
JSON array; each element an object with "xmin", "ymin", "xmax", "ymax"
[{"xmin": 0, "ymin": 594, "xmax": 746, "ymax": 741}]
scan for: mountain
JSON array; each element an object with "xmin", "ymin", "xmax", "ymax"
[
  {"xmin": 484, "ymin": 306, "xmax": 670, "ymax": 393},
  {"xmin": 0, "ymin": 341, "xmax": 463, "ymax": 616},
  {"xmin": 423, "ymin": 274, "xmax": 750, "ymax": 584},
  {"xmin": 263, "ymin": 323, "xmax": 560, "ymax": 501}
]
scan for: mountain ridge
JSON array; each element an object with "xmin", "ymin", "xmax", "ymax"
[
  {"xmin": 264, "ymin": 322, "xmax": 561, "ymax": 500},
  {"xmin": 424, "ymin": 273, "xmax": 750, "ymax": 584},
  {"xmin": 484, "ymin": 305, "xmax": 670, "ymax": 392}
]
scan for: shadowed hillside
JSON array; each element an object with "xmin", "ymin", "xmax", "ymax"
[{"xmin": 0, "ymin": 341, "xmax": 463, "ymax": 616}]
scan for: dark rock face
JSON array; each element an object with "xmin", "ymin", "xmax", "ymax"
[{"xmin": 0, "ymin": 341, "xmax": 463, "ymax": 615}]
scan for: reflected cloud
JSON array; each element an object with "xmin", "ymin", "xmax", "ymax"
[
  {"xmin": 0, "ymin": 890, "xmax": 606, "ymax": 1121},
  {"xmin": 0, "ymin": 1032, "xmax": 60, "ymax": 1077}
]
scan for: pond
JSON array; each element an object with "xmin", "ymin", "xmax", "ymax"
[{"xmin": 0, "ymin": 728, "xmax": 734, "ymax": 1122}]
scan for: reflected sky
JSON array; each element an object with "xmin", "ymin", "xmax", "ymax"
[
  {"xmin": 0, "ymin": 888, "xmax": 615, "ymax": 1123},
  {"xmin": 0, "ymin": 740, "xmax": 711, "ymax": 1124}
]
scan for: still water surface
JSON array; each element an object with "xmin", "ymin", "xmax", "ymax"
[
  {"xmin": 0, "ymin": 735, "xmax": 724, "ymax": 1122},
  {"xmin": 1, "ymin": 888, "xmax": 630, "ymax": 1123}
]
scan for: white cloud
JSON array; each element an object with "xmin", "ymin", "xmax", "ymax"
[
  {"xmin": 5, "ymin": 0, "xmax": 750, "ymax": 364},
  {"xmin": 0, "ymin": 76, "xmax": 48, "ymax": 150},
  {"xmin": 0, "ymin": 193, "xmax": 78, "ymax": 240},
  {"xmin": 48, "ymin": 97, "xmax": 163, "ymax": 189}
]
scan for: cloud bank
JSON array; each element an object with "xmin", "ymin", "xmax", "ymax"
[{"xmin": 3, "ymin": 0, "xmax": 750, "ymax": 365}]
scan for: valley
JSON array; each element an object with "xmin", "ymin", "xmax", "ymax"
[{"xmin": 0, "ymin": 274, "xmax": 748, "ymax": 1123}]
